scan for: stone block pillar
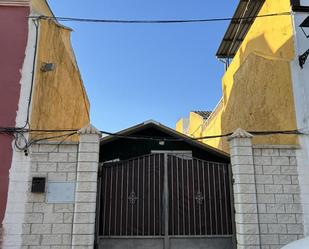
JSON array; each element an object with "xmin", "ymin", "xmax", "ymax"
[
  {"xmin": 228, "ymin": 128, "xmax": 261, "ymax": 249},
  {"xmin": 72, "ymin": 125, "xmax": 101, "ymax": 249}
]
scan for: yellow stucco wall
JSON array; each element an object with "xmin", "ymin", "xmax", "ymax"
[
  {"xmin": 31, "ymin": 0, "xmax": 53, "ymax": 16},
  {"xmin": 188, "ymin": 112, "xmax": 205, "ymax": 137},
  {"xmin": 30, "ymin": 19, "xmax": 90, "ymax": 141},
  {"xmin": 176, "ymin": 0, "xmax": 298, "ymax": 153},
  {"xmin": 176, "ymin": 119, "xmax": 184, "ymax": 134}
]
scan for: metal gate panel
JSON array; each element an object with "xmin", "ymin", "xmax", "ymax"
[
  {"xmin": 167, "ymin": 155, "xmax": 232, "ymax": 237},
  {"xmin": 98, "ymin": 153, "xmax": 234, "ymax": 249},
  {"xmin": 99, "ymin": 154, "xmax": 164, "ymax": 237}
]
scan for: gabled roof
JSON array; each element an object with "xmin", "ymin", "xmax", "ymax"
[
  {"xmin": 216, "ymin": 0, "xmax": 265, "ymax": 59},
  {"xmin": 100, "ymin": 120, "xmax": 229, "ymax": 159},
  {"xmin": 193, "ymin": 111, "xmax": 212, "ymax": 120}
]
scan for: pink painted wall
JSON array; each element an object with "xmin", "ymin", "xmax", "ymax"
[{"xmin": 0, "ymin": 6, "xmax": 29, "ymax": 227}]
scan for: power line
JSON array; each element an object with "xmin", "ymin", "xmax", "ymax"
[
  {"xmin": 28, "ymin": 12, "xmax": 291, "ymax": 25},
  {"xmin": 0, "ymin": 126, "xmax": 303, "ymax": 142},
  {"xmin": 192, "ymin": 130, "xmax": 303, "ymax": 140},
  {"xmin": 0, "ymin": 126, "xmax": 304, "ymax": 154}
]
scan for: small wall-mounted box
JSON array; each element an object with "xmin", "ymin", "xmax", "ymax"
[
  {"xmin": 31, "ymin": 177, "xmax": 46, "ymax": 193},
  {"xmin": 40, "ymin": 62, "xmax": 56, "ymax": 72}
]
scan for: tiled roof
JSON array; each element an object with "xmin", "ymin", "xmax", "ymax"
[{"xmin": 193, "ymin": 111, "xmax": 212, "ymax": 120}]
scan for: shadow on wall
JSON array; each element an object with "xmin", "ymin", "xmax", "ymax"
[{"xmin": 218, "ymin": 34, "xmax": 298, "ymax": 152}]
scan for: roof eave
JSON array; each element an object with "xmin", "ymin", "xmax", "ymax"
[
  {"xmin": 216, "ymin": 0, "xmax": 265, "ymax": 59},
  {"xmin": 100, "ymin": 121, "xmax": 230, "ymax": 160}
]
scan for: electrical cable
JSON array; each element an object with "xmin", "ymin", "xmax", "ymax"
[
  {"xmin": 27, "ymin": 132, "xmax": 77, "ymax": 147},
  {"xmin": 101, "ymin": 129, "xmax": 304, "ymax": 141},
  {"xmin": 4, "ymin": 10, "xmax": 295, "ymax": 150},
  {"xmin": 21, "ymin": 19, "xmax": 40, "ymax": 129},
  {"xmin": 27, "ymin": 12, "xmax": 292, "ymax": 25},
  {"xmin": 0, "ymin": 126, "xmax": 305, "ymax": 152}
]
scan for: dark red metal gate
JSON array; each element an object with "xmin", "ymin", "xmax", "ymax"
[
  {"xmin": 167, "ymin": 155, "xmax": 233, "ymax": 236},
  {"xmin": 97, "ymin": 153, "xmax": 234, "ymax": 249},
  {"xmin": 99, "ymin": 154, "xmax": 164, "ymax": 237}
]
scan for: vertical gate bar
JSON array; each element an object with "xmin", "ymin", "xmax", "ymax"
[
  {"xmin": 114, "ymin": 164, "xmax": 119, "ymax": 235},
  {"xmin": 181, "ymin": 158, "xmax": 185, "ymax": 235},
  {"xmin": 120, "ymin": 163, "xmax": 124, "ymax": 236},
  {"xmin": 163, "ymin": 154, "xmax": 169, "ymax": 249},
  {"xmin": 223, "ymin": 164, "xmax": 229, "ymax": 235},
  {"xmin": 131, "ymin": 160, "xmax": 135, "ymax": 235},
  {"xmin": 212, "ymin": 163, "xmax": 218, "ymax": 235},
  {"xmin": 202, "ymin": 161, "xmax": 207, "ymax": 235},
  {"xmin": 228, "ymin": 164, "xmax": 237, "ymax": 249},
  {"xmin": 191, "ymin": 160, "xmax": 196, "ymax": 235},
  {"xmin": 95, "ymin": 165, "xmax": 102, "ymax": 241},
  {"xmin": 218, "ymin": 164, "xmax": 223, "ymax": 235},
  {"xmin": 207, "ymin": 162, "xmax": 213, "ymax": 235},
  {"xmin": 171, "ymin": 155, "xmax": 174, "ymax": 236},
  {"xmin": 108, "ymin": 166, "xmax": 113, "ymax": 236},
  {"xmin": 126, "ymin": 161, "xmax": 129, "ymax": 236},
  {"xmin": 159, "ymin": 154, "xmax": 161, "ymax": 235},
  {"xmin": 142, "ymin": 157, "xmax": 145, "ymax": 236},
  {"xmin": 197, "ymin": 159, "xmax": 202, "ymax": 235},
  {"xmin": 186, "ymin": 159, "xmax": 191, "ymax": 235},
  {"xmin": 137, "ymin": 158, "xmax": 140, "ymax": 235},
  {"xmin": 177, "ymin": 157, "xmax": 180, "ymax": 235},
  {"xmin": 148, "ymin": 155, "xmax": 151, "ymax": 235},
  {"xmin": 102, "ymin": 166, "xmax": 108, "ymax": 236},
  {"xmin": 153, "ymin": 154, "xmax": 156, "ymax": 235}
]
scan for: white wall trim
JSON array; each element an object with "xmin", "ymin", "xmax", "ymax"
[
  {"xmin": 290, "ymin": 12, "xmax": 309, "ymax": 235},
  {"xmin": 0, "ymin": 0, "xmax": 29, "ymax": 6},
  {"xmin": 253, "ymin": 145, "xmax": 301, "ymax": 149}
]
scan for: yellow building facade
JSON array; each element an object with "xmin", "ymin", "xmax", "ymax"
[
  {"xmin": 29, "ymin": 0, "xmax": 90, "ymax": 141},
  {"xmin": 176, "ymin": 0, "xmax": 300, "ymax": 153}
]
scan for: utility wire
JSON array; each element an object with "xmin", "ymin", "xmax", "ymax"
[
  {"xmin": 0, "ymin": 126, "xmax": 303, "ymax": 141},
  {"xmin": 0, "ymin": 126, "xmax": 304, "ymax": 152},
  {"xmin": 28, "ymin": 12, "xmax": 291, "ymax": 24},
  {"xmin": 21, "ymin": 19, "xmax": 39, "ymax": 129}
]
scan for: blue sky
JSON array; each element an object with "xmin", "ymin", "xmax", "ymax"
[{"xmin": 48, "ymin": 0, "xmax": 238, "ymax": 132}]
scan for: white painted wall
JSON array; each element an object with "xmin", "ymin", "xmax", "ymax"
[{"xmin": 291, "ymin": 12, "xmax": 309, "ymax": 235}]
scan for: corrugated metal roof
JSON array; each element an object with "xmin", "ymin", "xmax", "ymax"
[
  {"xmin": 193, "ymin": 111, "xmax": 212, "ymax": 120},
  {"xmin": 216, "ymin": 0, "xmax": 265, "ymax": 59}
]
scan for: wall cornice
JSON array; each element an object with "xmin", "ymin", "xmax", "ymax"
[{"xmin": 0, "ymin": 0, "xmax": 29, "ymax": 6}]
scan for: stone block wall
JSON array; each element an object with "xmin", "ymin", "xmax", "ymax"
[
  {"xmin": 3, "ymin": 142, "xmax": 79, "ymax": 249},
  {"xmin": 28, "ymin": 142, "xmax": 78, "ymax": 248},
  {"xmin": 2, "ymin": 125, "xmax": 101, "ymax": 249},
  {"xmin": 229, "ymin": 129, "xmax": 304, "ymax": 249},
  {"xmin": 253, "ymin": 145, "xmax": 303, "ymax": 249},
  {"xmin": 72, "ymin": 127, "xmax": 100, "ymax": 249}
]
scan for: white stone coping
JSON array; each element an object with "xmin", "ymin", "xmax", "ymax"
[
  {"xmin": 252, "ymin": 144, "xmax": 301, "ymax": 149},
  {"xmin": 34, "ymin": 141, "xmax": 79, "ymax": 145}
]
